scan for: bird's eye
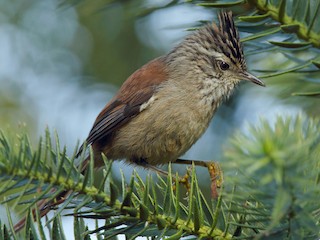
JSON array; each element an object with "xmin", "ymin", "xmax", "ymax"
[{"xmin": 219, "ymin": 61, "xmax": 230, "ymax": 71}]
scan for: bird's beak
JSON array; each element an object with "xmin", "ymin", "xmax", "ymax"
[{"xmin": 241, "ymin": 71, "xmax": 265, "ymax": 87}]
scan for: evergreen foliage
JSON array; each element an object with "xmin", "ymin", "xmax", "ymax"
[{"xmin": 1, "ymin": 0, "xmax": 319, "ymax": 239}]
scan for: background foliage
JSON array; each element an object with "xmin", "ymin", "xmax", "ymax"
[{"xmin": 0, "ymin": 0, "xmax": 319, "ymax": 239}]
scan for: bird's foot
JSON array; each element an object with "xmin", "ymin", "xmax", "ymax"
[{"xmin": 172, "ymin": 159, "xmax": 223, "ymax": 198}]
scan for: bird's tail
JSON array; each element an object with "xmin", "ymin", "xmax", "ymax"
[{"xmin": 13, "ymin": 155, "xmax": 91, "ymax": 232}]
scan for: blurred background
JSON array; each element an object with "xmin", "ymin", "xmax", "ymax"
[{"xmin": 1, "ymin": 0, "xmax": 319, "ymax": 238}]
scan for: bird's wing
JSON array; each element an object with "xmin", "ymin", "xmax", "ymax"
[{"xmin": 76, "ymin": 58, "xmax": 168, "ymax": 157}]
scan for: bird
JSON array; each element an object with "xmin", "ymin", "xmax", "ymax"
[
  {"xmin": 14, "ymin": 10, "xmax": 264, "ymax": 232},
  {"xmin": 75, "ymin": 11, "xmax": 264, "ymax": 170}
]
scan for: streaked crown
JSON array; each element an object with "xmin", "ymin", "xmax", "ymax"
[
  {"xmin": 212, "ymin": 11, "xmax": 245, "ymax": 68},
  {"xmin": 197, "ymin": 11, "xmax": 246, "ymax": 69},
  {"xmin": 167, "ymin": 11, "xmax": 246, "ymax": 71}
]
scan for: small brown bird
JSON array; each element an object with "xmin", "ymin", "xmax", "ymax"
[
  {"xmin": 76, "ymin": 11, "xmax": 264, "ymax": 169},
  {"xmin": 14, "ymin": 11, "xmax": 264, "ymax": 232}
]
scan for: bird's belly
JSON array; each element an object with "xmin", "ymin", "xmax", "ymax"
[{"xmin": 105, "ymin": 100, "xmax": 213, "ymax": 165}]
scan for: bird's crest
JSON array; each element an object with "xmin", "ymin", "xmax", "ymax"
[{"xmin": 206, "ymin": 11, "xmax": 246, "ymax": 69}]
